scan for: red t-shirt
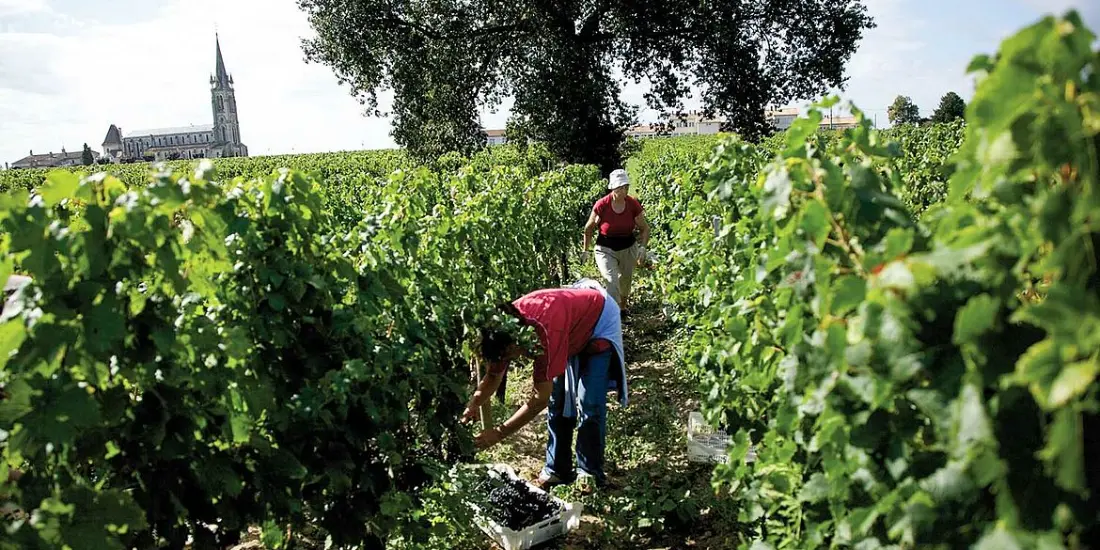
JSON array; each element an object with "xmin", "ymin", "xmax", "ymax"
[
  {"xmin": 593, "ymin": 194, "xmax": 643, "ymax": 237},
  {"xmin": 489, "ymin": 288, "xmax": 605, "ymax": 382}
]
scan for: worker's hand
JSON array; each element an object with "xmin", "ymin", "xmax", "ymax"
[
  {"xmin": 475, "ymin": 427, "xmax": 505, "ymax": 450},
  {"xmin": 579, "ymin": 250, "xmax": 590, "ymax": 264},
  {"xmin": 461, "ymin": 406, "xmax": 480, "ymax": 424}
]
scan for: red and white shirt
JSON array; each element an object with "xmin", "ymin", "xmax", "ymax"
[{"xmin": 488, "ymin": 287, "xmax": 606, "ymax": 382}]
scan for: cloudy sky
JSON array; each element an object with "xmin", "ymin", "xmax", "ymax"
[{"xmin": 1, "ymin": 0, "xmax": 1097, "ymax": 164}]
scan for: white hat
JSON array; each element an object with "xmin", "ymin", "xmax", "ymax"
[{"xmin": 608, "ymin": 169, "xmax": 630, "ymax": 190}]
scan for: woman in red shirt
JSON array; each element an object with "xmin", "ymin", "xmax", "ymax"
[
  {"xmin": 582, "ymin": 169, "xmax": 650, "ymax": 313},
  {"xmin": 462, "ymin": 282, "xmax": 628, "ymax": 490}
]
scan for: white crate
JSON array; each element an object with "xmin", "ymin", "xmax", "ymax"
[
  {"xmin": 464, "ymin": 463, "xmax": 582, "ymax": 550},
  {"xmin": 687, "ymin": 411, "xmax": 757, "ymax": 465}
]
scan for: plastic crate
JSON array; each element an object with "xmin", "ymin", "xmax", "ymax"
[
  {"xmin": 463, "ymin": 463, "xmax": 583, "ymax": 550},
  {"xmin": 687, "ymin": 411, "xmax": 757, "ymax": 465}
]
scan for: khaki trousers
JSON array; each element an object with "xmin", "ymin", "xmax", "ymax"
[{"xmin": 595, "ymin": 244, "xmax": 640, "ymax": 307}]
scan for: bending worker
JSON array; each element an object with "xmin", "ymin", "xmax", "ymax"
[
  {"xmin": 582, "ymin": 168, "xmax": 651, "ymax": 313},
  {"xmin": 462, "ymin": 279, "xmax": 627, "ymax": 491}
]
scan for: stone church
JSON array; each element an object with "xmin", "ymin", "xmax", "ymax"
[{"xmin": 102, "ymin": 35, "xmax": 248, "ymax": 163}]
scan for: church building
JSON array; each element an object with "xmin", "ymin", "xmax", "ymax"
[{"xmin": 102, "ymin": 35, "xmax": 248, "ymax": 163}]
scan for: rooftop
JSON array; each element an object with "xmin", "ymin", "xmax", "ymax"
[
  {"xmin": 102, "ymin": 124, "xmax": 122, "ymax": 145},
  {"xmin": 125, "ymin": 124, "xmax": 214, "ymax": 138},
  {"xmin": 11, "ymin": 149, "xmax": 95, "ymax": 168},
  {"xmin": 767, "ymin": 107, "xmax": 800, "ymax": 117}
]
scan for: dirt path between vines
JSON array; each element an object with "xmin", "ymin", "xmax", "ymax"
[
  {"xmin": 224, "ymin": 286, "xmax": 746, "ymax": 550},
  {"xmin": 482, "ymin": 287, "xmax": 744, "ymax": 549}
]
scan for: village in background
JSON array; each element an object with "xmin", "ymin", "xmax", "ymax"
[{"xmin": 3, "ymin": 34, "xmax": 860, "ymax": 171}]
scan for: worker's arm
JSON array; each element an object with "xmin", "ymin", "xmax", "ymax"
[
  {"xmin": 635, "ymin": 211, "xmax": 650, "ymax": 247},
  {"xmin": 582, "ymin": 210, "xmax": 599, "ymax": 251},
  {"xmin": 462, "ymin": 371, "xmax": 504, "ymax": 422},
  {"xmin": 475, "ymin": 380, "xmax": 553, "ymax": 449}
]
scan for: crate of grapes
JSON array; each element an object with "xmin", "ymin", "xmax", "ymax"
[
  {"xmin": 462, "ymin": 463, "xmax": 582, "ymax": 550},
  {"xmin": 687, "ymin": 411, "xmax": 758, "ymax": 465}
]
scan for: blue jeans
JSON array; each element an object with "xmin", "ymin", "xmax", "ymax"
[{"xmin": 542, "ymin": 349, "xmax": 611, "ymax": 484}]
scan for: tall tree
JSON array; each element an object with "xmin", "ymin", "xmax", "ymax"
[
  {"xmin": 930, "ymin": 91, "xmax": 966, "ymax": 123},
  {"xmin": 81, "ymin": 143, "xmax": 94, "ymax": 165},
  {"xmin": 888, "ymin": 95, "xmax": 921, "ymax": 125},
  {"xmin": 298, "ymin": 0, "xmax": 875, "ymax": 174}
]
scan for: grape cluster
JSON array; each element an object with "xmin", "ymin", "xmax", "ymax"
[{"xmin": 473, "ymin": 474, "xmax": 562, "ymax": 531}]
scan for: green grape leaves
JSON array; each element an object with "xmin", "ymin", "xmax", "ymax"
[
  {"xmin": 642, "ymin": 10, "xmax": 1100, "ymax": 549},
  {"xmin": 0, "ymin": 145, "xmax": 600, "ymax": 548}
]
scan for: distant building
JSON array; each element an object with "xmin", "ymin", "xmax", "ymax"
[
  {"xmin": 101, "ymin": 34, "xmax": 247, "ymax": 163},
  {"xmin": 10, "ymin": 147, "xmax": 98, "ymax": 169},
  {"xmin": 819, "ymin": 113, "xmax": 859, "ymax": 130},
  {"xmin": 485, "ymin": 128, "xmax": 507, "ymax": 146},
  {"xmin": 625, "ymin": 124, "xmax": 661, "ymax": 139},
  {"xmin": 766, "ymin": 107, "xmax": 800, "ymax": 131},
  {"xmin": 625, "ymin": 107, "xmax": 801, "ymax": 139},
  {"xmin": 479, "ymin": 106, "xmax": 859, "ymax": 147},
  {"xmin": 658, "ymin": 110, "xmax": 726, "ymax": 135}
]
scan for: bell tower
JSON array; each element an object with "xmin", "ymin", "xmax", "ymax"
[{"xmin": 210, "ymin": 33, "xmax": 247, "ymax": 157}]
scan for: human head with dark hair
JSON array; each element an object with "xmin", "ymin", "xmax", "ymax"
[
  {"xmin": 478, "ymin": 302, "xmax": 527, "ymax": 365},
  {"xmin": 479, "ymin": 326, "xmax": 515, "ymax": 363}
]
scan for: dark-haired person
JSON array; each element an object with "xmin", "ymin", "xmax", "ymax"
[
  {"xmin": 462, "ymin": 279, "xmax": 627, "ymax": 490},
  {"xmin": 582, "ymin": 168, "xmax": 650, "ymax": 313}
]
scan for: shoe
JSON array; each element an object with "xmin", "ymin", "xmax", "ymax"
[
  {"xmin": 576, "ymin": 472, "xmax": 610, "ymax": 494},
  {"xmin": 533, "ymin": 471, "xmax": 568, "ymax": 491}
]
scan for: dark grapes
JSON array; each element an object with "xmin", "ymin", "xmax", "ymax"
[{"xmin": 472, "ymin": 472, "xmax": 563, "ymax": 531}]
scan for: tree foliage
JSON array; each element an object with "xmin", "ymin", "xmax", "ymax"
[
  {"xmin": 888, "ymin": 95, "xmax": 921, "ymax": 125},
  {"xmin": 297, "ymin": 0, "xmax": 875, "ymax": 174},
  {"xmin": 81, "ymin": 144, "xmax": 94, "ymax": 166},
  {"xmin": 931, "ymin": 91, "xmax": 966, "ymax": 123}
]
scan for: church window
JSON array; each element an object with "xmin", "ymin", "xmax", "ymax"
[{"xmin": 218, "ymin": 97, "xmax": 224, "ymax": 111}]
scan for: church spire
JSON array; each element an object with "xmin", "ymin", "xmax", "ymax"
[{"xmin": 213, "ymin": 33, "xmax": 230, "ymax": 88}]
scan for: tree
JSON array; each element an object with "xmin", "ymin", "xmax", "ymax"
[
  {"xmin": 887, "ymin": 95, "xmax": 921, "ymax": 125},
  {"xmin": 504, "ymin": 114, "xmax": 534, "ymax": 152},
  {"xmin": 81, "ymin": 143, "xmax": 94, "ymax": 165},
  {"xmin": 298, "ymin": 0, "xmax": 876, "ymax": 174},
  {"xmin": 930, "ymin": 91, "xmax": 966, "ymax": 123}
]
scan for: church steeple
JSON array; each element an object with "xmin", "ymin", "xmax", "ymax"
[
  {"xmin": 209, "ymin": 33, "xmax": 246, "ymax": 157},
  {"xmin": 212, "ymin": 33, "xmax": 232, "ymax": 89}
]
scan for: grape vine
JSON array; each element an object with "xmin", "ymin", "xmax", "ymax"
[
  {"xmin": 0, "ymin": 151, "xmax": 601, "ymax": 549},
  {"xmin": 645, "ymin": 10, "xmax": 1099, "ymax": 549}
]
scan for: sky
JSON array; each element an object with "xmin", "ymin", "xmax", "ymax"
[{"xmin": 1, "ymin": 0, "xmax": 1098, "ymax": 164}]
